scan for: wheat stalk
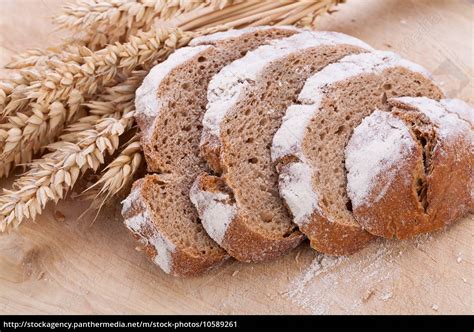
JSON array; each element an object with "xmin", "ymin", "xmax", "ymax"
[
  {"xmin": 54, "ymin": 0, "xmax": 236, "ymax": 47},
  {"xmin": 0, "ymin": 72, "xmax": 144, "ymax": 231},
  {"xmin": 0, "ymin": 27, "xmax": 191, "ymax": 178}
]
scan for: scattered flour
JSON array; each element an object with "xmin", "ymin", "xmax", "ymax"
[
  {"xmin": 284, "ymin": 240, "xmax": 403, "ymax": 314},
  {"xmin": 380, "ymin": 291, "xmax": 393, "ymax": 301},
  {"xmin": 281, "ymin": 231, "xmax": 457, "ymax": 314}
]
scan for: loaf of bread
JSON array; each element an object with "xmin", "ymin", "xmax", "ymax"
[
  {"xmin": 123, "ymin": 27, "xmax": 299, "ymax": 276},
  {"xmin": 345, "ymin": 97, "xmax": 473, "ymax": 239},
  {"xmin": 190, "ymin": 31, "xmax": 372, "ymax": 262},
  {"xmin": 271, "ymin": 51, "xmax": 444, "ymax": 256},
  {"xmin": 125, "ymin": 26, "xmax": 471, "ymax": 275}
]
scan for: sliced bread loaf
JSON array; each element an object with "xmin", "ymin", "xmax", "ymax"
[
  {"xmin": 135, "ymin": 26, "xmax": 299, "ymax": 174},
  {"xmin": 190, "ymin": 31, "xmax": 373, "ymax": 262},
  {"xmin": 271, "ymin": 51, "xmax": 444, "ymax": 255},
  {"xmin": 345, "ymin": 97, "xmax": 473, "ymax": 239},
  {"xmin": 123, "ymin": 27, "xmax": 299, "ymax": 276}
]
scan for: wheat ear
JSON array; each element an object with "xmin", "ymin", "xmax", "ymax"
[
  {"xmin": 0, "ymin": 71, "xmax": 145, "ymax": 231},
  {"xmin": 54, "ymin": 0, "xmax": 235, "ymax": 47},
  {"xmin": 0, "ymin": 27, "xmax": 191, "ymax": 178},
  {"xmin": 85, "ymin": 135, "xmax": 142, "ymax": 208}
]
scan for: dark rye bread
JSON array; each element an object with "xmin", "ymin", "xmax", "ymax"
[
  {"xmin": 123, "ymin": 27, "xmax": 299, "ymax": 276},
  {"xmin": 272, "ymin": 51, "xmax": 444, "ymax": 256},
  {"xmin": 190, "ymin": 31, "xmax": 373, "ymax": 262},
  {"xmin": 122, "ymin": 175, "xmax": 226, "ymax": 276},
  {"xmin": 345, "ymin": 97, "xmax": 473, "ymax": 239}
]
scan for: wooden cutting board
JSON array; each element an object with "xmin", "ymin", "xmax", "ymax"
[{"xmin": 0, "ymin": 0, "xmax": 472, "ymax": 315}]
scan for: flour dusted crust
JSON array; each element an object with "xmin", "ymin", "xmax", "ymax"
[
  {"xmin": 189, "ymin": 176, "xmax": 236, "ymax": 245},
  {"xmin": 272, "ymin": 51, "xmax": 443, "ymax": 255},
  {"xmin": 135, "ymin": 45, "xmax": 211, "ymax": 137},
  {"xmin": 201, "ymin": 31, "xmax": 373, "ymax": 171},
  {"xmin": 128, "ymin": 27, "xmax": 300, "ymax": 275},
  {"xmin": 272, "ymin": 51, "xmax": 433, "ymax": 162},
  {"xmin": 192, "ymin": 31, "xmax": 373, "ymax": 262},
  {"xmin": 190, "ymin": 174, "xmax": 304, "ymax": 262},
  {"xmin": 345, "ymin": 110, "xmax": 418, "ymax": 210},
  {"xmin": 122, "ymin": 178, "xmax": 219, "ymax": 277},
  {"xmin": 189, "ymin": 26, "xmax": 300, "ymax": 46},
  {"xmin": 346, "ymin": 97, "xmax": 473, "ymax": 239},
  {"xmin": 122, "ymin": 176, "xmax": 231, "ymax": 277},
  {"xmin": 135, "ymin": 26, "xmax": 300, "ymax": 160}
]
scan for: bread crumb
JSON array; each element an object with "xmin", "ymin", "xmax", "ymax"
[
  {"xmin": 231, "ymin": 270, "xmax": 239, "ymax": 277},
  {"xmin": 362, "ymin": 289, "xmax": 375, "ymax": 303},
  {"xmin": 431, "ymin": 304, "xmax": 439, "ymax": 311},
  {"xmin": 135, "ymin": 246, "xmax": 144, "ymax": 252},
  {"xmin": 456, "ymin": 253, "xmax": 463, "ymax": 263},
  {"xmin": 380, "ymin": 291, "xmax": 393, "ymax": 301},
  {"xmin": 462, "ymin": 278, "xmax": 467, "ymax": 283}
]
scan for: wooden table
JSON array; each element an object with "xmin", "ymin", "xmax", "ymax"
[{"xmin": 0, "ymin": 0, "xmax": 472, "ymax": 314}]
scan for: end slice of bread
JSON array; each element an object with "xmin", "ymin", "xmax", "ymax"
[
  {"xmin": 192, "ymin": 31, "xmax": 373, "ymax": 262},
  {"xmin": 272, "ymin": 51, "xmax": 444, "ymax": 255},
  {"xmin": 124, "ymin": 27, "xmax": 299, "ymax": 276},
  {"xmin": 122, "ymin": 175, "xmax": 228, "ymax": 277},
  {"xmin": 345, "ymin": 97, "xmax": 473, "ymax": 239}
]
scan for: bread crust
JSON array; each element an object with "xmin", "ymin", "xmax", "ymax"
[
  {"xmin": 122, "ymin": 177, "xmax": 229, "ymax": 277},
  {"xmin": 272, "ymin": 51, "xmax": 444, "ymax": 255},
  {"xmin": 195, "ymin": 31, "xmax": 373, "ymax": 261},
  {"xmin": 127, "ymin": 27, "xmax": 300, "ymax": 275},
  {"xmin": 348, "ymin": 98, "xmax": 473, "ymax": 239},
  {"xmin": 191, "ymin": 174, "xmax": 304, "ymax": 262}
]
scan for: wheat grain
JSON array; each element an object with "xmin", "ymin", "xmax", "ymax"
[
  {"xmin": 176, "ymin": 0, "xmax": 343, "ymax": 30},
  {"xmin": 5, "ymin": 41, "xmax": 89, "ymax": 70},
  {"xmin": 85, "ymin": 135, "xmax": 142, "ymax": 208}
]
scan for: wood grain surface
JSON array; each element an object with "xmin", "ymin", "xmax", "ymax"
[{"xmin": 0, "ymin": 0, "xmax": 472, "ymax": 315}]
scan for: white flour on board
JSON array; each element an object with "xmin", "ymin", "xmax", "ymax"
[{"xmin": 284, "ymin": 234, "xmax": 435, "ymax": 314}]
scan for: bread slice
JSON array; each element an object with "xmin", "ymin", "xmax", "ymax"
[
  {"xmin": 123, "ymin": 27, "xmax": 299, "ymax": 276},
  {"xmin": 271, "ymin": 51, "xmax": 444, "ymax": 256},
  {"xmin": 345, "ymin": 97, "xmax": 473, "ymax": 239},
  {"xmin": 190, "ymin": 31, "xmax": 373, "ymax": 262}
]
